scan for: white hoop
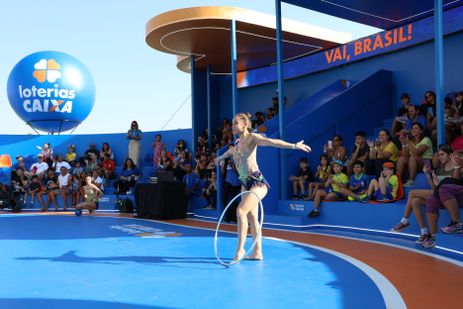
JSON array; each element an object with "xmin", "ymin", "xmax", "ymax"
[{"xmin": 214, "ymin": 190, "xmax": 264, "ymax": 267}]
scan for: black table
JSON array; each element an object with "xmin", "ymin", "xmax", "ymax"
[{"xmin": 134, "ymin": 182, "xmax": 187, "ymax": 219}]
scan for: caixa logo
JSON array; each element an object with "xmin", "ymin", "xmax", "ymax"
[{"xmin": 7, "ymin": 51, "xmax": 95, "ymax": 133}]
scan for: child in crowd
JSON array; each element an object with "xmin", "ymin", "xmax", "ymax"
[
  {"xmin": 65, "ymin": 144, "xmax": 77, "ymax": 167},
  {"xmin": 28, "ymin": 175, "xmax": 42, "ymax": 208},
  {"xmin": 308, "ymin": 160, "xmax": 348, "ymax": 217},
  {"xmin": 70, "ymin": 173, "xmax": 81, "ymax": 207},
  {"xmin": 204, "ymin": 171, "xmax": 217, "ymax": 209},
  {"xmin": 289, "ymin": 157, "xmax": 314, "ymax": 200},
  {"xmin": 152, "ymin": 134, "xmax": 164, "ymax": 167},
  {"xmin": 92, "ymin": 169, "xmax": 104, "ymax": 191},
  {"xmin": 340, "ymin": 161, "xmax": 370, "ymax": 202},
  {"xmin": 308, "ymin": 154, "xmax": 331, "ymax": 200},
  {"xmin": 72, "ymin": 161, "xmax": 84, "ymax": 176},
  {"xmin": 362, "ymin": 162, "xmax": 399, "ymax": 202}
]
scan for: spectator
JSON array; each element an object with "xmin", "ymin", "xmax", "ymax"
[
  {"xmin": 420, "ymin": 140, "xmax": 463, "ymax": 248},
  {"xmin": 254, "ymin": 111, "xmax": 266, "ymax": 128},
  {"xmin": 289, "ymin": 157, "xmax": 314, "ymax": 200},
  {"xmin": 113, "ymin": 158, "xmax": 141, "ymax": 197},
  {"xmin": 11, "ymin": 168, "xmax": 29, "ymax": 206},
  {"xmin": 195, "ymin": 154, "xmax": 209, "ymax": 179},
  {"xmin": 65, "ymin": 145, "xmax": 77, "ymax": 167},
  {"xmin": 397, "ymin": 122, "xmax": 433, "ymax": 186},
  {"xmin": 84, "ymin": 143, "xmax": 100, "ymax": 159},
  {"xmin": 390, "ymin": 145, "xmax": 455, "ymax": 242},
  {"xmin": 102, "ymin": 153, "xmax": 116, "ymax": 185},
  {"xmin": 173, "ymin": 150, "xmax": 189, "ymax": 182},
  {"xmin": 38, "ymin": 142, "xmax": 54, "ymax": 166},
  {"xmin": 173, "ymin": 139, "xmax": 189, "ymax": 158},
  {"xmin": 403, "ymin": 105, "xmax": 427, "ymax": 133},
  {"xmin": 362, "ymin": 162, "xmax": 399, "ymax": 202},
  {"xmin": 28, "ymin": 175, "xmax": 42, "ymax": 208},
  {"xmin": 42, "ymin": 169, "xmax": 59, "ymax": 211},
  {"xmin": 204, "ymin": 170, "xmax": 217, "ymax": 209},
  {"xmin": 30, "ymin": 154, "xmax": 49, "ymax": 179},
  {"xmin": 49, "ymin": 166, "xmax": 72, "ymax": 211},
  {"xmin": 196, "ymin": 135, "xmax": 210, "ymax": 159},
  {"xmin": 72, "ymin": 161, "xmax": 84, "ymax": 176},
  {"xmin": 11, "ymin": 155, "xmax": 29, "ymax": 179},
  {"xmin": 92, "ymin": 169, "xmax": 104, "ymax": 190},
  {"xmin": 84, "ymin": 153, "xmax": 99, "ymax": 175},
  {"xmin": 52, "ymin": 155, "xmax": 71, "ymax": 173},
  {"xmin": 75, "ymin": 175, "xmax": 103, "ymax": 216},
  {"xmin": 156, "ymin": 149, "xmax": 173, "ymax": 172},
  {"xmin": 152, "ymin": 134, "xmax": 164, "ymax": 167},
  {"xmin": 324, "ymin": 135, "xmax": 348, "ymax": 163},
  {"xmin": 127, "ymin": 120, "xmax": 142, "ymax": 167},
  {"xmin": 308, "ymin": 160, "xmax": 348, "ymax": 217},
  {"xmin": 100, "ymin": 142, "xmax": 114, "ymax": 162},
  {"xmin": 340, "ymin": 161, "xmax": 370, "ymax": 201},
  {"xmin": 392, "ymin": 93, "xmax": 412, "ymax": 135},
  {"xmin": 183, "ymin": 162, "xmax": 201, "ymax": 199},
  {"xmin": 347, "ymin": 132, "xmax": 370, "ymax": 175},
  {"xmin": 70, "ymin": 173, "xmax": 81, "ymax": 208},
  {"xmin": 365, "ymin": 129, "xmax": 399, "ymax": 178},
  {"xmin": 221, "ymin": 152, "xmax": 241, "ymax": 223},
  {"xmin": 308, "ymin": 154, "xmax": 332, "ymax": 200}
]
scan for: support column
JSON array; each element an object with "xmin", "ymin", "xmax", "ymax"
[
  {"xmin": 434, "ymin": 0, "xmax": 445, "ymax": 145},
  {"xmin": 230, "ymin": 19, "xmax": 238, "ymax": 117}
]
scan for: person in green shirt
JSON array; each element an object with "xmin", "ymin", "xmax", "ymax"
[{"xmin": 308, "ymin": 160, "xmax": 348, "ymax": 217}]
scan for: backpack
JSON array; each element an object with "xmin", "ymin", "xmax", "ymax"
[{"xmin": 117, "ymin": 198, "xmax": 134, "ymax": 213}]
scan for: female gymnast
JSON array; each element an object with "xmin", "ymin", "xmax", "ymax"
[
  {"xmin": 215, "ymin": 113, "xmax": 311, "ymax": 261},
  {"xmin": 75, "ymin": 175, "xmax": 103, "ymax": 215}
]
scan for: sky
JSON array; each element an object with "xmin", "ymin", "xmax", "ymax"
[{"xmin": 0, "ymin": 0, "xmax": 380, "ymax": 135}]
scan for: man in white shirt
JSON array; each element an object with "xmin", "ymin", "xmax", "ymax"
[
  {"xmin": 53, "ymin": 155, "xmax": 71, "ymax": 173},
  {"xmin": 50, "ymin": 166, "xmax": 72, "ymax": 211},
  {"xmin": 30, "ymin": 154, "xmax": 49, "ymax": 179}
]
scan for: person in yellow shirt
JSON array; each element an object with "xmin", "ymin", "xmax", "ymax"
[
  {"xmin": 365, "ymin": 129, "xmax": 399, "ymax": 179},
  {"xmin": 362, "ymin": 162, "xmax": 398, "ymax": 202},
  {"xmin": 308, "ymin": 160, "xmax": 348, "ymax": 217}
]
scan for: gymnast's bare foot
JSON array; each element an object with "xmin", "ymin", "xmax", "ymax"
[
  {"xmin": 232, "ymin": 249, "xmax": 246, "ymax": 261},
  {"xmin": 244, "ymin": 253, "xmax": 263, "ymax": 261}
]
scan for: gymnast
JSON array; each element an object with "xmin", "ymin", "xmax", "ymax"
[{"xmin": 215, "ymin": 113, "xmax": 311, "ymax": 261}]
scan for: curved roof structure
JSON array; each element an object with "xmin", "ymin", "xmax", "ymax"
[{"xmin": 145, "ymin": 6, "xmax": 351, "ymax": 73}]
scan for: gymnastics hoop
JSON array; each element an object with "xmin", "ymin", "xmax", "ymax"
[{"xmin": 214, "ymin": 190, "xmax": 264, "ymax": 267}]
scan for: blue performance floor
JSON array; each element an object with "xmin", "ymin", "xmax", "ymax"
[{"xmin": 0, "ymin": 214, "xmax": 389, "ymax": 308}]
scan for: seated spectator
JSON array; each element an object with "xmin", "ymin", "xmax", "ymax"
[
  {"xmin": 340, "ymin": 161, "xmax": 370, "ymax": 201},
  {"xmin": 84, "ymin": 143, "xmax": 100, "ymax": 159},
  {"xmin": 183, "ymin": 162, "xmax": 201, "ymax": 199},
  {"xmin": 100, "ymin": 142, "xmax": 114, "ymax": 162},
  {"xmin": 196, "ymin": 135, "xmax": 210, "ymax": 159},
  {"xmin": 362, "ymin": 162, "xmax": 399, "ymax": 202},
  {"xmin": 70, "ymin": 174, "xmax": 81, "ymax": 207},
  {"xmin": 365, "ymin": 129, "xmax": 399, "ymax": 178},
  {"xmin": 173, "ymin": 139, "xmax": 189, "ymax": 159},
  {"xmin": 323, "ymin": 135, "xmax": 348, "ymax": 163},
  {"xmin": 206, "ymin": 153, "xmax": 217, "ymax": 174},
  {"xmin": 308, "ymin": 160, "xmax": 348, "ymax": 217},
  {"xmin": 113, "ymin": 158, "xmax": 141, "ymax": 197},
  {"xmin": 347, "ymin": 132, "xmax": 370, "ymax": 175},
  {"xmin": 102, "ymin": 153, "xmax": 116, "ymax": 184},
  {"xmin": 203, "ymin": 170, "xmax": 217, "ymax": 209},
  {"xmin": 253, "ymin": 111, "xmax": 266, "ymax": 128},
  {"xmin": 289, "ymin": 157, "xmax": 314, "ymax": 200},
  {"xmin": 92, "ymin": 169, "xmax": 104, "ymax": 190},
  {"xmin": 266, "ymin": 107, "xmax": 276, "ymax": 120},
  {"xmin": 12, "ymin": 155, "xmax": 27, "ymax": 174},
  {"xmin": 28, "ymin": 175, "xmax": 42, "ymax": 208},
  {"xmin": 30, "ymin": 154, "xmax": 49, "ymax": 179},
  {"xmin": 308, "ymin": 154, "xmax": 332, "ymax": 200},
  {"xmin": 75, "ymin": 175, "xmax": 103, "ymax": 216},
  {"xmin": 397, "ymin": 122, "xmax": 433, "ymax": 186},
  {"xmin": 420, "ymin": 91, "xmax": 437, "ymax": 145},
  {"xmin": 72, "ymin": 161, "xmax": 84, "ymax": 176},
  {"xmin": 173, "ymin": 150, "xmax": 189, "ymax": 182},
  {"xmin": 84, "ymin": 153, "xmax": 99, "ymax": 174},
  {"xmin": 11, "ymin": 168, "xmax": 29, "ymax": 206},
  {"xmin": 49, "ymin": 166, "xmax": 72, "ymax": 211},
  {"xmin": 420, "ymin": 140, "xmax": 463, "ymax": 248},
  {"xmin": 390, "ymin": 145, "xmax": 455, "ymax": 243},
  {"xmin": 195, "ymin": 154, "xmax": 209, "ymax": 179},
  {"xmin": 392, "ymin": 93, "xmax": 412, "ymax": 135},
  {"xmin": 65, "ymin": 144, "xmax": 77, "ymax": 167},
  {"xmin": 221, "ymin": 153, "xmax": 241, "ymax": 223},
  {"xmin": 41, "ymin": 169, "xmax": 59, "ymax": 211},
  {"xmin": 52, "ymin": 155, "xmax": 71, "ymax": 173},
  {"xmin": 403, "ymin": 105, "xmax": 427, "ymax": 133},
  {"xmin": 156, "ymin": 149, "xmax": 173, "ymax": 172}
]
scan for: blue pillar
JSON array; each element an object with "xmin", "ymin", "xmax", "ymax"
[
  {"xmin": 190, "ymin": 56, "xmax": 196, "ymax": 159},
  {"xmin": 230, "ymin": 19, "xmax": 238, "ymax": 117},
  {"xmin": 206, "ymin": 64, "xmax": 212, "ymax": 150},
  {"xmin": 275, "ymin": 0, "xmax": 287, "ymax": 200},
  {"xmin": 434, "ymin": 0, "xmax": 445, "ymax": 145}
]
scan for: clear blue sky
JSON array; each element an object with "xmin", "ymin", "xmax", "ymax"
[{"xmin": 0, "ymin": 0, "xmax": 379, "ymax": 135}]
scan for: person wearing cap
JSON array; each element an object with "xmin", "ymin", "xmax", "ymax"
[
  {"xmin": 29, "ymin": 155, "xmax": 49, "ymax": 179},
  {"xmin": 362, "ymin": 162, "xmax": 399, "ymax": 202},
  {"xmin": 420, "ymin": 140, "xmax": 463, "ymax": 248},
  {"xmin": 308, "ymin": 160, "xmax": 348, "ymax": 217},
  {"xmin": 390, "ymin": 144, "xmax": 455, "ymax": 243}
]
